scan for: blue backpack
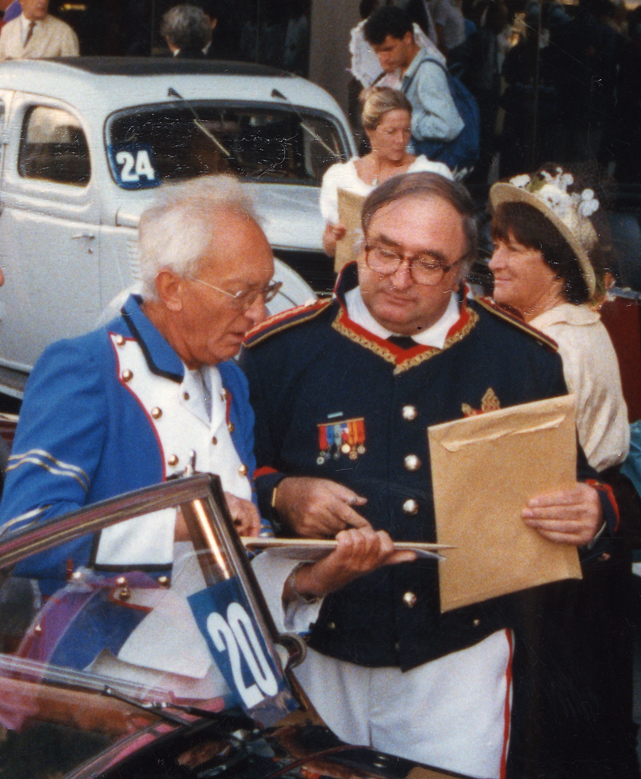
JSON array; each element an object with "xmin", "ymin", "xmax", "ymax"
[{"xmin": 402, "ymin": 57, "xmax": 480, "ymax": 173}]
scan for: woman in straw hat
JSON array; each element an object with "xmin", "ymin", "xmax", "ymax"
[
  {"xmin": 488, "ymin": 165, "xmax": 638, "ymax": 779},
  {"xmin": 488, "ymin": 164, "xmax": 629, "ymax": 473}
]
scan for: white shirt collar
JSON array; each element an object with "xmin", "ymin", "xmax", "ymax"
[{"xmin": 344, "ymin": 286, "xmax": 460, "ymax": 349}]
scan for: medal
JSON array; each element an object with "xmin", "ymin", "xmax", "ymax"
[{"xmin": 317, "ymin": 417, "xmax": 367, "ymax": 463}]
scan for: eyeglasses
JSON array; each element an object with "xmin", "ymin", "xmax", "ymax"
[
  {"xmin": 189, "ymin": 276, "xmax": 282, "ymax": 312},
  {"xmin": 364, "ymin": 244, "xmax": 463, "ymax": 286}
]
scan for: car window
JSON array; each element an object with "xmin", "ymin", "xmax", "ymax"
[
  {"xmin": 107, "ymin": 103, "xmax": 346, "ymax": 189},
  {"xmin": 18, "ymin": 105, "xmax": 91, "ymax": 186},
  {"xmin": 0, "ymin": 477, "xmax": 298, "ymax": 778}
]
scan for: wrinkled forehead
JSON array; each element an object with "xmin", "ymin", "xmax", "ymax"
[
  {"xmin": 197, "ymin": 211, "xmax": 273, "ymax": 277},
  {"xmin": 364, "ymin": 193, "xmax": 461, "ymax": 236}
]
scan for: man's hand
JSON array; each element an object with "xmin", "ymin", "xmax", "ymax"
[
  {"xmin": 224, "ymin": 492, "xmax": 261, "ymax": 538},
  {"xmin": 522, "ymin": 482, "xmax": 603, "ymax": 547},
  {"xmin": 285, "ymin": 526, "xmax": 417, "ymax": 601},
  {"xmin": 274, "ymin": 476, "xmax": 369, "ymax": 538}
]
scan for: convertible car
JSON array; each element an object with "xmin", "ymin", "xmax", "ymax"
[{"xmin": 0, "ymin": 475, "xmax": 472, "ymax": 779}]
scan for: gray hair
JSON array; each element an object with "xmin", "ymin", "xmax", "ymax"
[
  {"xmin": 361, "ymin": 172, "xmax": 478, "ymax": 277},
  {"xmin": 160, "ymin": 4, "xmax": 212, "ymax": 51},
  {"xmin": 138, "ymin": 175, "xmax": 258, "ymax": 300}
]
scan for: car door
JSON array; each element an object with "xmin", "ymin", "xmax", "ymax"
[{"xmin": 0, "ymin": 93, "xmax": 101, "ymax": 373}]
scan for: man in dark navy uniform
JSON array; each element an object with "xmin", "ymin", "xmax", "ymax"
[{"xmin": 242, "ymin": 173, "xmax": 615, "ymax": 779}]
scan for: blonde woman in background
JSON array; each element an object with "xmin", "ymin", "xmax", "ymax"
[{"xmin": 320, "ymin": 86, "xmax": 451, "ymax": 257}]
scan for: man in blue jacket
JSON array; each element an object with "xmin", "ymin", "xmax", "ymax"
[{"xmin": 0, "ymin": 175, "xmax": 277, "ymax": 593}]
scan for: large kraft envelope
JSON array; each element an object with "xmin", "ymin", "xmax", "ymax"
[
  {"xmin": 334, "ymin": 188, "xmax": 365, "ymax": 272},
  {"xmin": 428, "ymin": 395, "xmax": 582, "ymax": 613}
]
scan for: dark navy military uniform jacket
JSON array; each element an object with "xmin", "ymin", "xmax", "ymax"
[{"xmin": 241, "ymin": 264, "xmax": 612, "ymax": 671}]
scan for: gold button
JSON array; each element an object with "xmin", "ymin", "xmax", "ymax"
[
  {"xmin": 116, "ymin": 576, "xmax": 127, "ymax": 586},
  {"xmin": 228, "ymin": 422, "xmax": 235, "ymax": 433},
  {"xmin": 327, "ymin": 622, "xmax": 336, "ymax": 630},
  {"xmin": 117, "ymin": 585, "xmax": 131, "ymax": 602},
  {"xmin": 404, "ymin": 454, "xmax": 421, "ymax": 471},
  {"xmin": 122, "ymin": 369, "xmax": 133, "ymax": 382},
  {"xmin": 402, "ymin": 591, "xmax": 417, "ymax": 608},
  {"xmin": 151, "ymin": 407, "xmax": 162, "ymax": 419},
  {"xmin": 599, "ymin": 552, "xmax": 611, "ymax": 562},
  {"xmin": 34, "ymin": 624, "xmax": 42, "ymax": 634},
  {"xmin": 212, "ymin": 436, "xmax": 218, "ymax": 445},
  {"xmin": 473, "ymin": 618, "xmax": 481, "ymax": 627},
  {"xmin": 402, "ymin": 499, "xmax": 419, "ymax": 515},
  {"xmin": 402, "ymin": 405, "xmax": 418, "ymax": 421},
  {"xmin": 115, "ymin": 334, "xmax": 125, "ymax": 346},
  {"xmin": 168, "ymin": 454, "xmax": 179, "ymax": 466},
  {"xmin": 158, "ymin": 576, "xmax": 171, "ymax": 588},
  {"xmin": 238, "ymin": 464, "xmax": 248, "ymax": 476},
  {"xmin": 183, "ymin": 392, "xmax": 190, "ymax": 401}
]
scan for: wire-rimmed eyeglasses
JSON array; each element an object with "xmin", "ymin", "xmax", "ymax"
[
  {"xmin": 190, "ymin": 276, "xmax": 283, "ymax": 311},
  {"xmin": 364, "ymin": 244, "xmax": 463, "ymax": 286}
]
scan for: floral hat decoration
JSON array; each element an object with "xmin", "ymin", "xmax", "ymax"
[{"xmin": 490, "ymin": 166, "xmax": 599, "ymax": 298}]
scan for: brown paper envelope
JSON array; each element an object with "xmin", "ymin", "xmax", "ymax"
[
  {"xmin": 334, "ymin": 188, "xmax": 365, "ymax": 272},
  {"xmin": 428, "ymin": 395, "xmax": 582, "ymax": 612}
]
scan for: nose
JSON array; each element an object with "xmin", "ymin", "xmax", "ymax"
[
  {"xmin": 488, "ymin": 246, "xmax": 505, "ymax": 273},
  {"xmin": 389, "ymin": 258, "xmax": 414, "ymax": 290},
  {"xmin": 244, "ymin": 293, "xmax": 268, "ymax": 327}
]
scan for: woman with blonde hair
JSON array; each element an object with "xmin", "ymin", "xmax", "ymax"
[{"xmin": 320, "ymin": 86, "xmax": 451, "ymax": 256}]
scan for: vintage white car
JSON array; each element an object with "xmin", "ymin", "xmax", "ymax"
[{"xmin": 0, "ymin": 57, "xmax": 355, "ymax": 397}]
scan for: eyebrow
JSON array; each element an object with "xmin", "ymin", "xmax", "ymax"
[{"xmin": 371, "ymin": 233, "xmax": 451, "ymax": 265}]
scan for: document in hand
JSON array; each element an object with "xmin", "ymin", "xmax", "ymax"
[
  {"xmin": 334, "ymin": 189, "xmax": 365, "ymax": 272},
  {"xmin": 428, "ymin": 395, "xmax": 582, "ymax": 612}
]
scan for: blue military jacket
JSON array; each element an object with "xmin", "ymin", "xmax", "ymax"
[
  {"xmin": 241, "ymin": 264, "xmax": 612, "ymax": 670},
  {"xmin": 0, "ymin": 295, "xmax": 256, "ymax": 593}
]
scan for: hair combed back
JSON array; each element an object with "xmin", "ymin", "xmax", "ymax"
[
  {"xmin": 361, "ymin": 86, "xmax": 412, "ymax": 130},
  {"xmin": 138, "ymin": 175, "xmax": 258, "ymax": 300},
  {"xmin": 363, "ymin": 6, "xmax": 413, "ymax": 45},
  {"xmin": 361, "ymin": 172, "xmax": 479, "ymax": 274},
  {"xmin": 491, "ymin": 202, "xmax": 590, "ymax": 304}
]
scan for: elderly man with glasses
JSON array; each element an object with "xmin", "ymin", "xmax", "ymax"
[
  {"xmin": 241, "ymin": 172, "xmax": 616, "ymax": 779},
  {"xmin": 0, "ymin": 175, "xmax": 278, "ymax": 595}
]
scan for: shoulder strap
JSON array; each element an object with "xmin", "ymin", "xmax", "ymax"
[
  {"xmin": 244, "ymin": 298, "xmax": 332, "ymax": 348},
  {"xmin": 476, "ymin": 297, "xmax": 559, "ymax": 351}
]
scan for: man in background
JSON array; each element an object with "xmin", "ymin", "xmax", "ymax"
[{"xmin": 0, "ymin": 0, "xmax": 78, "ymax": 59}]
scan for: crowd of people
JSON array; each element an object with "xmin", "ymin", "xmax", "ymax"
[
  {"xmin": 0, "ymin": 0, "xmax": 639, "ymax": 776},
  {"xmin": 0, "ymin": 154, "xmax": 638, "ymax": 777}
]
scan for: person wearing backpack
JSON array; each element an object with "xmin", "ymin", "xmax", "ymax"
[{"xmin": 364, "ymin": 5, "xmax": 479, "ymax": 175}]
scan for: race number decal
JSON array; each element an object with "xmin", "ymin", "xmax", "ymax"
[
  {"xmin": 189, "ymin": 578, "xmax": 297, "ymax": 725},
  {"xmin": 107, "ymin": 143, "xmax": 160, "ymax": 189}
]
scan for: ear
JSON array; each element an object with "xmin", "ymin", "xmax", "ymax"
[
  {"xmin": 155, "ymin": 269, "xmax": 186, "ymax": 312},
  {"xmin": 402, "ymin": 30, "xmax": 414, "ymax": 47}
]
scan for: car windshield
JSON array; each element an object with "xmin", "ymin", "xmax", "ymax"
[
  {"xmin": 106, "ymin": 102, "xmax": 346, "ymax": 190},
  {"xmin": 0, "ymin": 476, "xmax": 298, "ymax": 778}
]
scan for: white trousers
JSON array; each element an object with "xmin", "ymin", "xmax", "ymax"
[{"xmin": 293, "ymin": 629, "xmax": 513, "ymax": 779}]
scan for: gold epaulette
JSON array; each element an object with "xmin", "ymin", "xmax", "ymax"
[
  {"xmin": 244, "ymin": 297, "xmax": 333, "ymax": 348},
  {"xmin": 476, "ymin": 297, "xmax": 559, "ymax": 351}
]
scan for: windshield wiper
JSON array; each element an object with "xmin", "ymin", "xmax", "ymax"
[
  {"xmin": 168, "ymin": 87, "xmax": 230, "ymax": 158},
  {"xmin": 271, "ymin": 89, "xmax": 342, "ymax": 160},
  {"xmin": 103, "ymin": 685, "xmax": 191, "ymax": 726},
  {"xmin": 102, "ymin": 685, "xmax": 257, "ymax": 731}
]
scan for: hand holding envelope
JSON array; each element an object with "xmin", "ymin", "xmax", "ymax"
[{"xmin": 428, "ymin": 395, "xmax": 594, "ymax": 612}]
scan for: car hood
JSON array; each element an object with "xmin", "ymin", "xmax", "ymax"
[
  {"xmin": 114, "ymin": 183, "xmax": 324, "ymax": 252},
  {"xmin": 244, "ymin": 183, "xmax": 324, "ymax": 252}
]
